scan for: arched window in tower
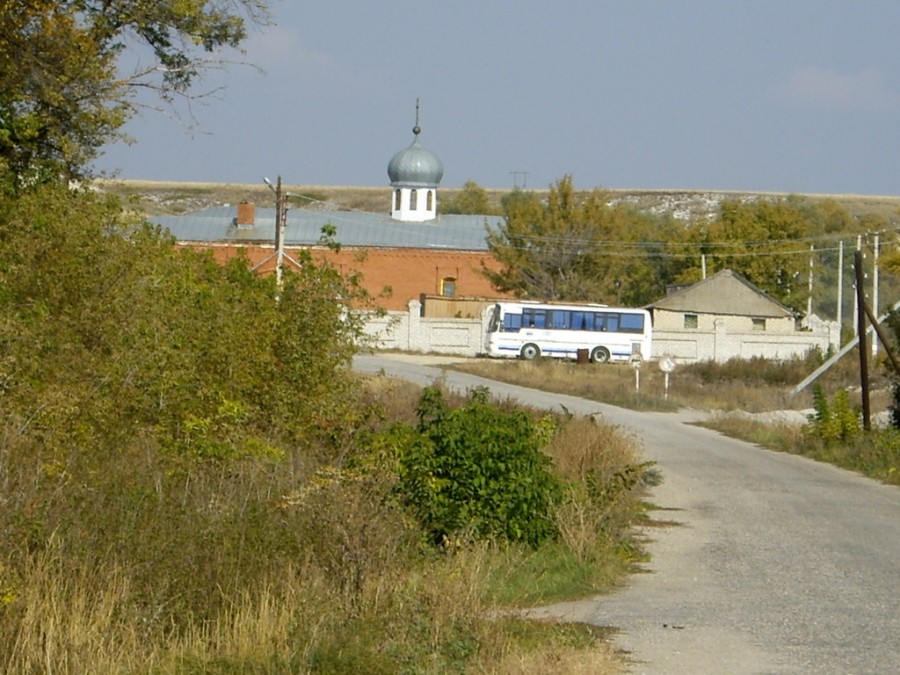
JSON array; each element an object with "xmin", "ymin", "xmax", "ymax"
[
  {"xmin": 409, "ymin": 189, "xmax": 418, "ymax": 210},
  {"xmin": 394, "ymin": 189, "xmax": 401, "ymax": 211},
  {"xmin": 426, "ymin": 190, "xmax": 433, "ymax": 211},
  {"xmin": 440, "ymin": 276, "xmax": 457, "ymax": 297}
]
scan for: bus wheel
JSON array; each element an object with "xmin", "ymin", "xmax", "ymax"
[
  {"xmin": 590, "ymin": 346, "xmax": 611, "ymax": 363},
  {"xmin": 521, "ymin": 343, "xmax": 541, "ymax": 360}
]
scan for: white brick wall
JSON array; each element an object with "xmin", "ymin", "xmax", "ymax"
[
  {"xmin": 359, "ymin": 300, "xmax": 487, "ymax": 356},
  {"xmin": 653, "ymin": 314, "xmax": 838, "ymax": 363},
  {"xmin": 360, "ymin": 302, "xmax": 839, "ymax": 363}
]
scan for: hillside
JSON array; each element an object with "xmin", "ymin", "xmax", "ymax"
[{"xmin": 95, "ymin": 179, "xmax": 900, "ymax": 222}]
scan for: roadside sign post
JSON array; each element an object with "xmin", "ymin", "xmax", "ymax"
[
  {"xmin": 630, "ymin": 354, "xmax": 643, "ymax": 392},
  {"xmin": 658, "ymin": 355, "xmax": 677, "ymax": 401}
]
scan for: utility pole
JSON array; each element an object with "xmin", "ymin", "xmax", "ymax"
[
  {"xmin": 836, "ymin": 240, "xmax": 843, "ymax": 342},
  {"xmin": 509, "ymin": 171, "xmax": 530, "ymax": 189},
  {"xmin": 853, "ymin": 235, "xmax": 862, "ymax": 335},
  {"xmin": 855, "ymin": 250, "xmax": 871, "ymax": 431},
  {"xmin": 257, "ymin": 175, "xmax": 289, "ymax": 299},
  {"xmin": 274, "ymin": 176, "xmax": 286, "ymax": 294},
  {"xmin": 807, "ymin": 244, "xmax": 814, "ymax": 318},
  {"xmin": 872, "ymin": 232, "xmax": 880, "ymax": 357}
]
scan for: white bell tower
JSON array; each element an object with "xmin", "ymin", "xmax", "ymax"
[{"xmin": 387, "ymin": 101, "xmax": 444, "ymax": 222}]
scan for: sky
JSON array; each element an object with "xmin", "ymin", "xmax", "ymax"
[{"xmin": 97, "ymin": 1, "xmax": 900, "ymax": 195}]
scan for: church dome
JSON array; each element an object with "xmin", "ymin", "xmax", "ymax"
[{"xmin": 387, "ymin": 125, "xmax": 444, "ymax": 188}]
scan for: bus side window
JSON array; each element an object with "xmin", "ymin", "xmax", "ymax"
[
  {"xmin": 572, "ymin": 311, "xmax": 587, "ymax": 330},
  {"xmin": 620, "ymin": 314, "xmax": 645, "ymax": 333},
  {"xmin": 593, "ymin": 313, "xmax": 605, "ymax": 331},
  {"xmin": 606, "ymin": 314, "xmax": 620, "ymax": 332},
  {"xmin": 503, "ymin": 314, "xmax": 523, "ymax": 331},
  {"xmin": 523, "ymin": 309, "xmax": 547, "ymax": 328}
]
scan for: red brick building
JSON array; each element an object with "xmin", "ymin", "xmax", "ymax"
[{"xmin": 154, "ymin": 119, "xmax": 508, "ymax": 310}]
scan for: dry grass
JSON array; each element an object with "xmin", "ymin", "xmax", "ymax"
[
  {"xmin": 453, "ymin": 353, "xmax": 894, "ymax": 415},
  {"xmin": 473, "ymin": 620, "xmax": 624, "ymax": 674},
  {"xmin": 546, "ymin": 417, "xmax": 648, "ymax": 562},
  {"xmin": 0, "ymin": 376, "xmax": 642, "ymax": 674}
]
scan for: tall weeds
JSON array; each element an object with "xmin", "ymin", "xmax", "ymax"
[{"xmin": 0, "ymin": 380, "xmax": 641, "ymax": 673}]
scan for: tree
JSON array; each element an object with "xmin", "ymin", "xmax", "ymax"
[
  {"xmin": 0, "ymin": 182, "xmax": 367, "ymax": 461},
  {"xmin": 485, "ymin": 175, "xmax": 690, "ymax": 305},
  {"xmin": 699, "ymin": 199, "xmax": 813, "ymax": 311},
  {"xmin": 440, "ymin": 179, "xmax": 498, "ymax": 215},
  {"xmin": 0, "ymin": 0, "xmax": 268, "ymax": 189}
]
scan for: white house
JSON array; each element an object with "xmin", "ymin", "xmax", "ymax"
[{"xmin": 647, "ymin": 269, "xmax": 839, "ymax": 363}]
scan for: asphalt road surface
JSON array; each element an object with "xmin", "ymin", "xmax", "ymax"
[{"xmin": 353, "ymin": 354, "xmax": 900, "ymax": 675}]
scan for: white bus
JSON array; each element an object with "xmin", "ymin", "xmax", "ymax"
[{"xmin": 486, "ymin": 301, "xmax": 652, "ymax": 364}]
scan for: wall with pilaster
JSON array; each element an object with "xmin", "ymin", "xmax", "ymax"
[{"xmin": 360, "ymin": 303, "xmax": 838, "ymax": 362}]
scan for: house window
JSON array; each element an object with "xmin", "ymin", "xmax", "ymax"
[
  {"xmin": 440, "ymin": 276, "xmax": 456, "ymax": 297},
  {"xmin": 752, "ymin": 318, "xmax": 766, "ymax": 331},
  {"xmin": 427, "ymin": 190, "xmax": 434, "ymax": 210},
  {"xmin": 394, "ymin": 189, "xmax": 401, "ymax": 211},
  {"xmin": 410, "ymin": 189, "xmax": 418, "ymax": 210},
  {"xmin": 684, "ymin": 313, "xmax": 698, "ymax": 329}
]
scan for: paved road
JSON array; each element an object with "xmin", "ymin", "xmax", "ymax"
[{"xmin": 354, "ymin": 354, "xmax": 900, "ymax": 674}]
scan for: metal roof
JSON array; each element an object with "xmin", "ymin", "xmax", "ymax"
[{"xmin": 153, "ymin": 206, "xmax": 501, "ymax": 251}]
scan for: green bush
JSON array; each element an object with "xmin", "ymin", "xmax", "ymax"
[
  {"xmin": 395, "ymin": 387, "xmax": 561, "ymax": 548},
  {"xmin": 890, "ymin": 381, "xmax": 900, "ymax": 430},
  {"xmin": 806, "ymin": 385, "xmax": 860, "ymax": 443}
]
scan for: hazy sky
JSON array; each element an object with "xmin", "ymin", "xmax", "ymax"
[{"xmin": 98, "ymin": 1, "xmax": 900, "ymax": 195}]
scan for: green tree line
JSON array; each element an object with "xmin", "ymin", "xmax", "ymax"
[{"xmin": 484, "ymin": 175, "xmax": 893, "ymax": 312}]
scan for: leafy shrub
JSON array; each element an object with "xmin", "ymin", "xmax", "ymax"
[
  {"xmin": 395, "ymin": 387, "xmax": 561, "ymax": 547},
  {"xmin": 805, "ymin": 385, "xmax": 860, "ymax": 443},
  {"xmin": 890, "ymin": 381, "xmax": 900, "ymax": 430}
]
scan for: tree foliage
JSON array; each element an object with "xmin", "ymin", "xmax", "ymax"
[
  {"xmin": 394, "ymin": 387, "xmax": 561, "ymax": 547},
  {"xmin": 0, "ymin": 182, "xmax": 365, "ymax": 463},
  {"xmin": 0, "ymin": 0, "xmax": 268, "ymax": 189},
  {"xmin": 698, "ymin": 199, "xmax": 812, "ymax": 310},
  {"xmin": 486, "ymin": 175, "xmax": 690, "ymax": 305},
  {"xmin": 440, "ymin": 179, "xmax": 498, "ymax": 215},
  {"xmin": 485, "ymin": 175, "xmax": 884, "ymax": 312}
]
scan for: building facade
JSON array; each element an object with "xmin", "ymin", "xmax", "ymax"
[{"xmin": 154, "ymin": 114, "xmax": 508, "ymax": 310}]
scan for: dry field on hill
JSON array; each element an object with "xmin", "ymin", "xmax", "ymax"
[
  {"xmin": 95, "ymin": 179, "xmax": 900, "ymax": 220},
  {"xmin": 94, "ymin": 179, "xmax": 393, "ymax": 215}
]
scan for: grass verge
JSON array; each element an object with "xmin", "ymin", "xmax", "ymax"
[{"xmin": 699, "ymin": 414, "xmax": 900, "ymax": 485}]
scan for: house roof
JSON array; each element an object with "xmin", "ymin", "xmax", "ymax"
[
  {"xmin": 153, "ymin": 206, "xmax": 501, "ymax": 251},
  {"xmin": 646, "ymin": 269, "xmax": 796, "ymax": 318}
]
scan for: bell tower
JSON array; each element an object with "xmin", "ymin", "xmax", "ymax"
[{"xmin": 387, "ymin": 101, "xmax": 444, "ymax": 222}]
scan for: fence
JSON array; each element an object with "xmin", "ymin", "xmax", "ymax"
[
  {"xmin": 360, "ymin": 301, "xmax": 839, "ymax": 362},
  {"xmin": 360, "ymin": 300, "xmax": 486, "ymax": 356}
]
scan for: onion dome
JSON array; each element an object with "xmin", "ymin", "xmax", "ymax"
[{"xmin": 387, "ymin": 124, "xmax": 444, "ymax": 188}]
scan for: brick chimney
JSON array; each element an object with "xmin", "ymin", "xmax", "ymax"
[{"xmin": 236, "ymin": 200, "xmax": 255, "ymax": 227}]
